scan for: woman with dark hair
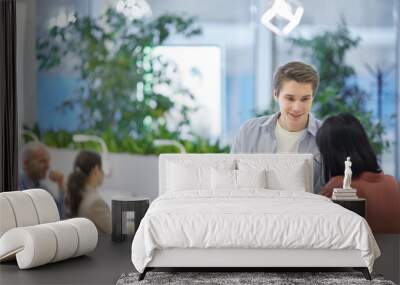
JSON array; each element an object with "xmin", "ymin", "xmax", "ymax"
[
  {"xmin": 316, "ymin": 113, "xmax": 400, "ymax": 233},
  {"xmin": 65, "ymin": 150, "xmax": 111, "ymax": 234}
]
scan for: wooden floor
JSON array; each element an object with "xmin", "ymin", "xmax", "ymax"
[
  {"xmin": 1, "ymin": 233, "xmax": 398, "ymax": 284},
  {"xmin": 0, "ymin": 233, "xmax": 134, "ymax": 285}
]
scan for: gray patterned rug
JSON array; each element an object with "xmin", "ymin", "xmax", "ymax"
[{"xmin": 116, "ymin": 271, "xmax": 396, "ymax": 285}]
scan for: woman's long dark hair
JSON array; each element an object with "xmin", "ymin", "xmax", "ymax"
[
  {"xmin": 64, "ymin": 150, "xmax": 102, "ymax": 217},
  {"xmin": 316, "ymin": 113, "xmax": 381, "ymax": 183}
]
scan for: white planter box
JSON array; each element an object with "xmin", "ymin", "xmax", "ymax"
[{"xmin": 48, "ymin": 148, "xmax": 159, "ymax": 205}]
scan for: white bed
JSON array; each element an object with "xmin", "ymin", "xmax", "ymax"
[{"xmin": 131, "ymin": 154, "xmax": 380, "ymax": 280}]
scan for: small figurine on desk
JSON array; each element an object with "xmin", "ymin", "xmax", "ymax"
[
  {"xmin": 343, "ymin": 157, "xmax": 352, "ymax": 190},
  {"xmin": 332, "ymin": 157, "xmax": 358, "ymax": 200}
]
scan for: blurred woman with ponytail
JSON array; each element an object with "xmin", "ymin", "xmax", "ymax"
[{"xmin": 65, "ymin": 150, "xmax": 111, "ymax": 234}]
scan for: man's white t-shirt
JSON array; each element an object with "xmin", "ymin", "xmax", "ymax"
[{"xmin": 274, "ymin": 120, "xmax": 307, "ymax": 153}]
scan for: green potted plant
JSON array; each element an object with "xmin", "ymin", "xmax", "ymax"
[{"xmin": 36, "ymin": 6, "xmax": 228, "ymax": 154}]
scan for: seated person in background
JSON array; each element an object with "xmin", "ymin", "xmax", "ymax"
[
  {"xmin": 19, "ymin": 141, "xmax": 66, "ymax": 216},
  {"xmin": 64, "ymin": 150, "xmax": 111, "ymax": 234},
  {"xmin": 316, "ymin": 113, "xmax": 400, "ymax": 233}
]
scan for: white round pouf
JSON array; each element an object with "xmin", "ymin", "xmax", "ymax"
[
  {"xmin": 24, "ymin": 189, "xmax": 60, "ymax": 223},
  {"xmin": 42, "ymin": 221, "xmax": 79, "ymax": 262},
  {"xmin": 0, "ymin": 190, "xmax": 98, "ymax": 269},
  {"xmin": 65, "ymin": 218, "xmax": 98, "ymax": 257},
  {"xmin": 0, "ymin": 226, "xmax": 57, "ymax": 269},
  {"xmin": 1, "ymin": 192, "xmax": 39, "ymax": 227},
  {"xmin": 0, "ymin": 196, "xmax": 17, "ymax": 237}
]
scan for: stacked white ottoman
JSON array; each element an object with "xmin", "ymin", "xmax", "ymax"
[{"xmin": 0, "ymin": 189, "xmax": 98, "ymax": 269}]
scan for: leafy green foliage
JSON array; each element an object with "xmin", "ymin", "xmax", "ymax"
[
  {"xmin": 36, "ymin": 7, "xmax": 229, "ymax": 154},
  {"xmin": 23, "ymin": 126, "xmax": 229, "ymax": 154}
]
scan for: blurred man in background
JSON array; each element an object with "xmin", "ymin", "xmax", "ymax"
[{"xmin": 19, "ymin": 141, "xmax": 66, "ymax": 216}]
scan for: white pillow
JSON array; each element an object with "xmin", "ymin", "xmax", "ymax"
[
  {"xmin": 167, "ymin": 162, "xmax": 211, "ymax": 191},
  {"xmin": 237, "ymin": 169, "xmax": 267, "ymax": 189},
  {"xmin": 166, "ymin": 159, "xmax": 235, "ymax": 192},
  {"xmin": 237, "ymin": 158, "xmax": 307, "ymax": 191},
  {"xmin": 211, "ymin": 168, "xmax": 236, "ymax": 190},
  {"xmin": 268, "ymin": 165, "xmax": 306, "ymax": 191},
  {"xmin": 211, "ymin": 168, "xmax": 268, "ymax": 190}
]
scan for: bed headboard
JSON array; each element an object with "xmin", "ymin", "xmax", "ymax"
[{"xmin": 159, "ymin": 153, "xmax": 314, "ymax": 195}]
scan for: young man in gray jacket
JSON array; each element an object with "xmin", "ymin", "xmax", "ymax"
[{"xmin": 231, "ymin": 61, "xmax": 323, "ymax": 193}]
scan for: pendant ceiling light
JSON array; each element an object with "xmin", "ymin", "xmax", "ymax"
[
  {"xmin": 261, "ymin": 0, "xmax": 304, "ymax": 36},
  {"xmin": 116, "ymin": 0, "xmax": 152, "ymax": 20}
]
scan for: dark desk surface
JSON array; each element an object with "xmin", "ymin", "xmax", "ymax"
[{"xmin": 0, "ymin": 233, "xmax": 134, "ymax": 285}]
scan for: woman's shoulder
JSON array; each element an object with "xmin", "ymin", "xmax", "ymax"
[
  {"xmin": 358, "ymin": 171, "xmax": 397, "ymax": 184},
  {"xmin": 348, "ymin": 172, "xmax": 399, "ymax": 195},
  {"xmin": 380, "ymin": 173, "xmax": 399, "ymax": 190},
  {"xmin": 79, "ymin": 191, "xmax": 107, "ymax": 211},
  {"xmin": 382, "ymin": 173, "xmax": 399, "ymax": 184},
  {"xmin": 320, "ymin": 176, "xmax": 343, "ymax": 196}
]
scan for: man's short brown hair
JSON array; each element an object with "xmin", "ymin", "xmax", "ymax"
[{"xmin": 273, "ymin": 61, "xmax": 320, "ymax": 97}]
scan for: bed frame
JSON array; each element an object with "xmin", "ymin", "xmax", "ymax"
[
  {"xmin": 140, "ymin": 248, "xmax": 371, "ymax": 280},
  {"xmin": 138, "ymin": 154, "xmax": 372, "ymax": 281}
]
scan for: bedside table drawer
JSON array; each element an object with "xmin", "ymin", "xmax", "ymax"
[{"xmin": 332, "ymin": 199, "xmax": 366, "ymax": 218}]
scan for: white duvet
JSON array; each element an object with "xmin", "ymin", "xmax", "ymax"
[{"xmin": 131, "ymin": 190, "xmax": 380, "ymax": 273}]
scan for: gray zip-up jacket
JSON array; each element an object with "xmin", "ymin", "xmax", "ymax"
[{"xmin": 231, "ymin": 112, "xmax": 323, "ymax": 193}]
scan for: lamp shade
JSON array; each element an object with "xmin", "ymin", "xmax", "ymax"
[{"xmin": 261, "ymin": 0, "xmax": 304, "ymax": 36}]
